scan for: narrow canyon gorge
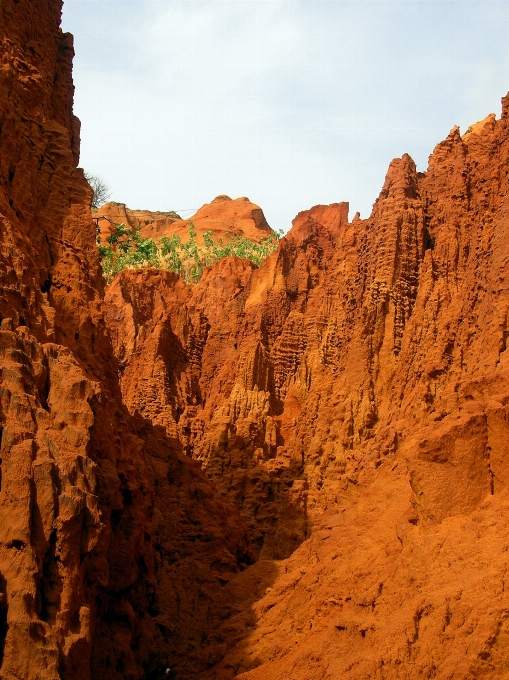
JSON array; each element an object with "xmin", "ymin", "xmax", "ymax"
[{"xmin": 1, "ymin": 1, "xmax": 509, "ymax": 679}]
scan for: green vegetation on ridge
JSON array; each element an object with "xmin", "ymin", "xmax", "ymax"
[{"xmin": 97, "ymin": 221, "xmax": 282, "ymax": 284}]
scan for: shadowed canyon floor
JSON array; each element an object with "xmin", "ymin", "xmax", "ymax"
[{"xmin": 2, "ymin": 1, "xmax": 509, "ymax": 679}]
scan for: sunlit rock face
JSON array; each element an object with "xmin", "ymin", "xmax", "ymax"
[
  {"xmin": 0, "ymin": 2, "xmax": 253, "ymax": 678},
  {"xmin": 104, "ymin": 94, "xmax": 509, "ymax": 679},
  {"xmin": 3, "ymin": 1, "xmax": 509, "ymax": 679},
  {"xmin": 94, "ymin": 194, "xmax": 274, "ymax": 247}
]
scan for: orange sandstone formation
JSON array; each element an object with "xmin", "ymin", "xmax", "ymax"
[
  {"xmin": 0, "ymin": 1, "xmax": 253, "ymax": 679},
  {"xmin": 95, "ymin": 195, "xmax": 273, "ymax": 246},
  {"xmin": 104, "ymin": 100, "xmax": 509, "ymax": 679},
  {"xmin": 3, "ymin": 0, "xmax": 509, "ymax": 678}
]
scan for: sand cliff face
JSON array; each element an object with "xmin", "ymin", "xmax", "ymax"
[
  {"xmin": 95, "ymin": 195, "xmax": 273, "ymax": 247},
  {"xmin": 3, "ymin": 1, "xmax": 509, "ymax": 679},
  {"xmin": 104, "ymin": 100, "xmax": 509, "ymax": 678},
  {"xmin": 0, "ymin": 2, "xmax": 253, "ymax": 679}
]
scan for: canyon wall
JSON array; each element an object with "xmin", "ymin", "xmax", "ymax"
[
  {"xmin": 104, "ymin": 102, "xmax": 509, "ymax": 678},
  {"xmin": 0, "ymin": 2, "xmax": 253, "ymax": 679},
  {"xmin": 3, "ymin": 0, "xmax": 509, "ymax": 678}
]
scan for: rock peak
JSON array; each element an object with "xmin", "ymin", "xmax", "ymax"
[
  {"xmin": 211, "ymin": 194, "xmax": 233, "ymax": 202},
  {"xmin": 502, "ymin": 90, "xmax": 509, "ymax": 119},
  {"xmin": 378, "ymin": 153, "xmax": 418, "ymax": 201}
]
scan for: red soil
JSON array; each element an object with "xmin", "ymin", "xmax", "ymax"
[
  {"xmin": 2, "ymin": 1, "xmax": 509, "ymax": 678},
  {"xmin": 95, "ymin": 194, "xmax": 273, "ymax": 246}
]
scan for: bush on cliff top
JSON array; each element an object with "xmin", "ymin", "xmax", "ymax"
[
  {"xmin": 97, "ymin": 221, "xmax": 282, "ymax": 284},
  {"xmin": 85, "ymin": 172, "xmax": 112, "ymax": 209}
]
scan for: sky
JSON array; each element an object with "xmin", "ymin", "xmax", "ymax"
[{"xmin": 61, "ymin": 0, "xmax": 509, "ymax": 232}]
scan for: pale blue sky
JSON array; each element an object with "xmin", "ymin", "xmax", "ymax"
[{"xmin": 62, "ymin": 0, "xmax": 509, "ymax": 231}]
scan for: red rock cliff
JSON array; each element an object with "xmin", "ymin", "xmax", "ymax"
[
  {"xmin": 4, "ymin": 0, "xmax": 509, "ymax": 678},
  {"xmin": 104, "ymin": 98, "xmax": 509, "ymax": 679},
  {"xmin": 95, "ymin": 195, "xmax": 273, "ymax": 246},
  {"xmin": 0, "ymin": 2, "xmax": 253, "ymax": 679}
]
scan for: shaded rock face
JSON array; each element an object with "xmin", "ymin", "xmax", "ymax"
[
  {"xmin": 104, "ymin": 205, "xmax": 351, "ymax": 559},
  {"xmin": 0, "ymin": 2, "xmax": 253, "ymax": 679},
  {"xmin": 4, "ymin": 1, "xmax": 509, "ymax": 679},
  {"xmin": 95, "ymin": 195, "xmax": 273, "ymax": 246},
  {"xmin": 105, "ymin": 100, "xmax": 509, "ymax": 678}
]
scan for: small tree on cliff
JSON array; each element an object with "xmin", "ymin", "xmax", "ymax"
[{"xmin": 85, "ymin": 172, "xmax": 111, "ymax": 209}]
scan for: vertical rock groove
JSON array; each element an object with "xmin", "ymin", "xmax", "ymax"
[{"xmin": 3, "ymin": 0, "xmax": 509, "ymax": 678}]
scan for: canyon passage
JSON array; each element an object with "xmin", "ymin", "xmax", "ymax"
[{"xmin": 2, "ymin": 1, "xmax": 509, "ymax": 679}]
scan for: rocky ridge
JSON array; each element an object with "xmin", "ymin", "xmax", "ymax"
[
  {"xmin": 104, "ymin": 100, "xmax": 509, "ymax": 678},
  {"xmin": 2, "ymin": 0, "xmax": 509, "ymax": 678},
  {"xmin": 95, "ymin": 195, "xmax": 273, "ymax": 247},
  {"xmin": 0, "ymin": 2, "xmax": 253, "ymax": 678}
]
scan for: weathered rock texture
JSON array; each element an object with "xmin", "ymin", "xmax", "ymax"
[
  {"xmin": 104, "ymin": 98, "xmax": 509, "ymax": 679},
  {"xmin": 4, "ymin": 0, "xmax": 509, "ymax": 678},
  {"xmin": 0, "ymin": 2, "xmax": 253, "ymax": 679},
  {"xmin": 95, "ymin": 195, "xmax": 273, "ymax": 246}
]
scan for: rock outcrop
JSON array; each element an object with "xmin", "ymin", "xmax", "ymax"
[
  {"xmin": 3, "ymin": 0, "xmax": 509, "ymax": 678},
  {"xmin": 95, "ymin": 195, "xmax": 273, "ymax": 246},
  {"xmin": 0, "ymin": 2, "xmax": 253, "ymax": 679},
  {"xmin": 104, "ymin": 99, "xmax": 509, "ymax": 679}
]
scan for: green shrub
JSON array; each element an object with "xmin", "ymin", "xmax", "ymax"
[{"xmin": 96, "ymin": 221, "xmax": 282, "ymax": 284}]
